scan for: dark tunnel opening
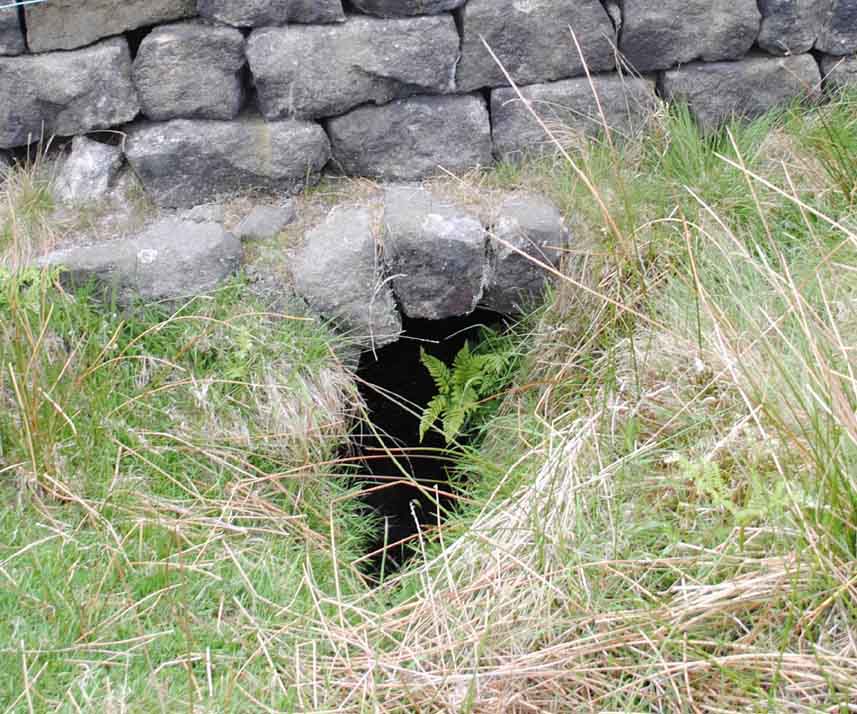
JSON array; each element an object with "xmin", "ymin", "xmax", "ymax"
[{"xmin": 354, "ymin": 308, "xmax": 505, "ymax": 575}]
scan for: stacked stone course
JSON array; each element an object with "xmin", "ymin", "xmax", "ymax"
[{"xmin": 0, "ymin": 1, "xmax": 856, "ymax": 206}]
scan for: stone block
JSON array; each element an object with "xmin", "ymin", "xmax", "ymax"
[
  {"xmin": 757, "ymin": 0, "xmax": 826, "ymax": 56},
  {"xmin": 198, "ymin": 0, "xmax": 344, "ymax": 26},
  {"xmin": 246, "ymin": 15, "xmax": 458, "ymax": 120},
  {"xmin": 0, "ymin": 6, "xmax": 24, "ymax": 56},
  {"xmin": 133, "ymin": 21, "xmax": 245, "ymax": 121},
  {"xmin": 125, "ymin": 117, "xmax": 330, "ymax": 208},
  {"xmin": 817, "ymin": 0, "xmax": 857, "ymax": 55},
  {"xmin": 326, "ymin": 94, "xmax": 492, "ymax": 181},
  {"xmin": 491, "ymin": 75, "xmax": 659, "ymax": 159},
  {"xmin": 350, "ymin": 0, "xmax": 465, "ymax": 16},
  {"xmin": 457, "ymin": 0, "xmax": 615, "ymax": 92},
  {"xmin": 40, "ymin": 218, "xmax": 242, "ymax": 305},
  {"xmin": 293, "ymin": 206, "xmax": 402, "ymax": 349},
  {"xmin": 619, "ymin": 0, "xmax": 761, "ymax": 72},
  {"xmin": 382, "ymin": 186, "xmax": 486, "ymax": 320},
  {"xmin": 483, "ymin": 194, "xmax": 568, "ymax": 315},
  {"xmin": 660, "ymin": 54, "xmax": 822, "ymax": 132},
  {"xmin": 25, "ymin": 0, "xmax": 195, "ymax": 53},
  {"xmin": 0, "ymin": 38, "xmax": 139, "ymax": 149}
]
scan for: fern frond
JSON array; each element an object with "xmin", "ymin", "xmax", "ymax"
[
  {"xmin": 420, "ymin": 348, "xmax": 451, "ymax": 392},
  {"xmin": 419, "ymin": 393, "xmax": 447, "ymax": 442}
]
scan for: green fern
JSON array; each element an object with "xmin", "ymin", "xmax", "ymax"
[{"xmin": 418, "ymin": 329, "xmax": 519, "ymax": 444}]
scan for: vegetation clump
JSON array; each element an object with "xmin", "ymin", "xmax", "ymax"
[{"xmin": 2, "ymin": 90, "xmax": 857, "ymax": 712}]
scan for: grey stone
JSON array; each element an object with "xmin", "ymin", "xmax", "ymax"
[
  {"xmin": 25, "ymin": 0, "xmax": 195, "ymax": 53},
  {"xmin": 125, "ymin": 117, "xmax": 330, "ymax": 208},
  {"xmin": 0, "ymin": 151, "xmax": 10, "ymax": 177},
  {"xmin": 0, "ymin": 6, "xmax": 24, "ymax": 56},
  {"xmin": 327, "ymin": 94, "xmax": 492, "ymax": 181},
  {"xmin": 235, "ymin": 203, "xmax": 297, "ymax": 241},
  {"xmin": 246, "ymin": 15, "xmax": 458, "ymax": 120},
  {"xmin": 293, "ymin": 206, "xmax": 402, "ymax": 349},
  {"xmin": 0, "ymin": 38, "xmax": 140, "ymax": 150},
  {"xmin": 133, "ymin": 21, "xmax": 245, "ymax": 121},
  {"xmin": 660, "ymin": 54, "xmax": 822, "ymax": 133},
  {"xmin": 54, "ymin": 137, "xmax": 124, "ymax": 204},
  {"xmin": 198, "ymin": 0, "xmax": 344, "ymax": 26},
  {"xmin": 821, "ymin": 54, "xmax": 857, "ymax": 91},
  {"xmin": 456, "ymin": 0, "xmax": 615, "ymax": 92},
  {"xmin": 483, "ymin": 194, "xmax": 568, "ymax": 315},
  {"xmin": 350, "ymin": 0, "xmax": 465, "ymax": 16},
  {"xmin": 183, "ymin": 204, "xmax": 226, "ymax": 224},
  {"xmin": 758, "ymin": 0, "xmax": 827, "ymax": 56},
  {"xmin": 382, "ymin": 186, "xmax": 486, "ymax": 320},
  {"xmin": 40, "ymin": 218, "xmax": 242, "ymax": 304},
  {"xmin": 619, "ymin": 0, "xmax": 761, "ymax": 72},
  {"xmin": 491, "ymin": 75, "xmax": 659, "ymax": 160},
  {"xmin": 817, "ymin": 1, "xmax": 857, "ymax": 55}
]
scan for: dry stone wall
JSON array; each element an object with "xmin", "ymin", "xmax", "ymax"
[{"xmin": 1, "ymin": 1, "xmax": 856, "ymax": 207}]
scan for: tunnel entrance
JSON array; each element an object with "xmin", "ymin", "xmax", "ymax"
[{"xmin": 354, "ymin": 308, "xmax": 505, "ymax": 575}]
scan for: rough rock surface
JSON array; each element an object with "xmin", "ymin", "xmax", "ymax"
[
  {"xmin": 293, "ymin": 206, "xmax": 402, "ymax": 349},
  {"xmin": 133, "ymin": 22, "xmax": 245, "ymax": 121},
  {"xmin": 757, "ymin": 0, "xmax": 826, "ymax": 56},
  {"xmin": 350, "ymin": 0, "xmax": 466, "ymax": 16},
  {"xmin": 0, "ymin": 38, "xmax": 139, "ymax": 149},
  {"xmin": 382, "ymin": 186, "xmax": 486, "ymax": 320},
  {"xmin": 620, "ymin": 0, "xmax": 761, "ymax": 72},
  {"xmin": 246, "ymin": 15, "xmax": 458, "ymax": 120},
  {"xmin": 25, "ymin": 0, "xmax": 195, "ymax": 53},
  {"xmin": 40, "ymin": 218, "xmax": 242, "ymax": 304},
  {"xmin": 457, "ymin": 0, "xmax": 615, "ymax": 92},
  {"xmin": 483, "ymin": 194, "xmax": 567, "ymax": 315},
  {"xmin": 183, "ymin": 204, "xmax": 226, "ymax": 224},
  {"xmin": 491, "ymin": 76, "xmax": 659, "ymax": 159},
  {"xmin": 327, "ymin": 94, "xmax": 492, "ymax": 181},
  {"xmin": 0, "ymin": 6, "xmax": 24, "ymax": 56},
  {"xmin": 0, "ymin": 151, "xmax": 11, "ymax": 177},
  {"xmin": 198, "ymin": 0, "xmax": 344, "ymax": 26},
  {"xmin": 821, "ymin": 54, "xmax": 857, "ymax": 91},
  {"xmin": 54, "ymin": 137, "xmax": 124, "ymax": 204},
  {"xmin": 817, "ymin": 1, "xmax": 857, "ymax": 55},
  {"xmin": 125, "ymin": 117, "xmax": 330, "ymax": 208},
  {"xmin": 235, "ymin": 203, "xmax": 297, "ymax": 241},
  {"xmin": 660, "ymin": 54, "xmax": 822, "ymax": 132}
]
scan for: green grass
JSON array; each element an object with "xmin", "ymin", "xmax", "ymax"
[{"xmin": 2, "ymin": 92, "xmax": 857, "ymax": 712}]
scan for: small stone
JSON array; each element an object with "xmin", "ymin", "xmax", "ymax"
[
  {"xmin": 382, "ymin": 185, "xmax": 486, "ymax": 320},
  {"xmin": 0, "ymin": 151, "xmax": 11, "ymax": 177},
  {"xmin": 54, "ymin": 137, "xmax": 124, "ymax": 204},
  {"xmin": 0, "ymin": 38, "xmax": 140, "ymax": 150},
  {"xmin": 198, "ymin": 0, "xmax": 344, "ymax": 26},
  {"xmin": 660, "ymin": 54, "xmax": 822, "ymax": 132},
  {"xmin": 133, "ymin": 21, "xmax": 246, "ymax": 121},
  {"xmin": 293, "ymin": 206, "xmax": 402, "ymax": 349},
  {"xmin": 235, "ymin": 203, "xmax": 297, "ymax": 241},
  {"xmin": 482, "ymin": 194, "xmax": 568, "ymax": 315},
  {"xmin": 327, "ymin": 94, "xmax": 492, "ymax": 181},
  {"xmin": 40, "ymin": 217, "xmax": 242, "ymax": 305},
  {"xmin": 620, "ymin": 0, "xmax": 761, "ymax": 72},
  {"xmin": 183, "ymin": 204, "xmax": 226, "ymax": 224},
  {"xmin": 125, "ymin": 117, "xmax": 330, "ymax": 208}
]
